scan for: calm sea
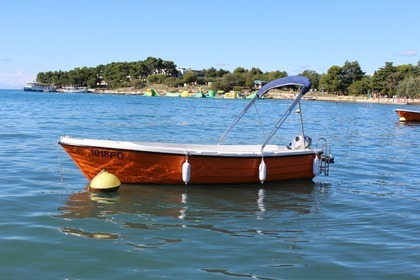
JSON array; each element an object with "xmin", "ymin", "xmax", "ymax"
[{"xmin": 0, "ymin": 89, "xmax": 419, "ymax": 279}]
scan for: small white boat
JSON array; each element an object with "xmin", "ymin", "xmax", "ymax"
[
  {"xmin": 24, "ymin": 81, "xmax": 56, "ymax": 92},
  {"xmin": 61, "ymin": 86, "xmax": 89, "ymax": 93}
]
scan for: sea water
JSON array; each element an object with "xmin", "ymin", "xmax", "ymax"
[{"xmin": 0, "ymin": 89, "xmax": 419, "ymax": 279}]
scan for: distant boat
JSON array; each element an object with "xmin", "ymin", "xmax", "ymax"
[
  {"xmin": 58, "ymin": 76, "xmax": 335, "ymax": 186},
  {"xmin": 24, "ymin": 81, "xmax": 56, "ymax": 92},
  {"xmin": 61, "ymin": 86, "xmax": 88, "ymax": 93},
  {"xmin": 395, "ymin": 109, "xmax": 420, "ymax": 122}
]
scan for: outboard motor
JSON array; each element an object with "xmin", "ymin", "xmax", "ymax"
[{"xmin": 292, "ymin": 135, "xmax": 312, "ymax": 150}]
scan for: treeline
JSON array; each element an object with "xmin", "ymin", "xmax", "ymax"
[{"xmin": 36, "ymin": 57, "xmax": 420, "ymax": 98}]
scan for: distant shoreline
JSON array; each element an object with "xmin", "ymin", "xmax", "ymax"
[
  {"xmin": 7, "ymin": 87, "xmax": 417, "ymax": 105},
  {"xmin": 311, "ymin": 96, "xmax": 420, "ymax": 105},
  {"xmin": 278, "ymin": 92, "xmax": 420, "ymax": 105},
  {"xmin": 92, "ymin": 88, "xmax": 420, "ymax": 105}
]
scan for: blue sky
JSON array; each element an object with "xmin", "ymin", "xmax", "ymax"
[{"xmin": 0, "ymin": 0, "xmax": 418, "ymax": 89}]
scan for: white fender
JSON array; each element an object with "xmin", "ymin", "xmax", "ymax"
[
  {"xmin": 313, "ymin": 157, "xmax": 320, "ymax": 175},
  {"xmin": 259, "ymin": 159, "xmax": 266, "ymax": 183},
  {"xmin": 182, "ymin": 160, "xmax": 191, "ymax": 184}
]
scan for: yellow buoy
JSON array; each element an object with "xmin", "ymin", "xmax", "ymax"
[
  {"xmin": 295, "ymin": 109, "xmax": 301, "ymax": 114},
  {"xmin": 88, "ymin": 169, "xmax": 121, "ymax": 192},
  {"xmin": 399, "ymin": 117, "xmax": 406, "ymax": 122}
]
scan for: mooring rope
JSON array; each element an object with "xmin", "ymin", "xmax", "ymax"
[
  {"xmin": 57, "ymin": 143, "xmax": 64, "ymax": 186},
  {"xmin": 56, "ymin": 143, "xmax": 66, "ymax": 210}
]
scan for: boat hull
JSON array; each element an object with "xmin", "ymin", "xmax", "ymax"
[
  {"xmin": 395, "ymin": 109, "xmax": 420, "ymax": 121},
  {"xmin": 24, "ymin": 87, "xmax": 44, "ymax": 92},
  {"xmin": 61, "ymin": 87, "xmax": 89, "ymax": 93},
  {"xmin": 59, "ymin": 138, "xmax": 318, "ymax": 185}
]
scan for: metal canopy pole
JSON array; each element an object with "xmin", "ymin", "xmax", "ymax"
[
  {"xmin": 217, "ymin": 95, "xmax": 258, "ymax": 145},
  {"xmin": 260, "ymin": 92, "xmax": 305, "ymax": 151}
]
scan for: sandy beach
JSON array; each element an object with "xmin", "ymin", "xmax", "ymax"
[
  {"xmin": 269, "ymin": 91, "xmax": 420, "ymax": 105},
  {"xmin": 93, "ymin": 87, "xmax": 420, "ymax": 105}
]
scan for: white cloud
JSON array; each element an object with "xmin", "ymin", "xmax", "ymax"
[
  {"xmin": 395, "ymin": 50, "xmax": 417, "ymax": 56},
  {"xmin": 0, "ymin": 71, "xmax": 36, "ymax": 89}
]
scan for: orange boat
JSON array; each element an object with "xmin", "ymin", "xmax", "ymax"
[
  {"xmin": 59, "ymin": 76, "xmax": 334, "ymax": 185},
  {"xmin": 395, "ymin": 109, "xmax": 420, "ymax": 122}
]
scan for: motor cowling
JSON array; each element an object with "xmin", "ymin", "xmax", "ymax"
[{"xmin": 292, "ymin": 135, "xmax": 312, "ymax": 150}]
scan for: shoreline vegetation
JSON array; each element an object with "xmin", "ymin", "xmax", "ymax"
[
  {"xmin": 33, "ymin": 57, "xmax": 419, "ymax": 104},
  {"xmin": 91, "ymin": 87, "xmax": 420, "ymax": 105}
]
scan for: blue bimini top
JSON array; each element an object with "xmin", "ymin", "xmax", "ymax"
[{"xmin": 256, "ymin": 75, "xmax": 312, "ymax": 98}]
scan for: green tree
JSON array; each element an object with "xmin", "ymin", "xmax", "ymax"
[
  {"xmin": 319, "ymin": 66, "xmax": 342, "ymax": 93},
  {"xmin": 222, "ymin": 73, "xmax": 246, "ymax": 90},
  {"xmin": 196, "ymin": 76, "xmax": 207, "ymax": 86},
  {"xmin": 87, "ymin": 77, "xmax": 98, "ymax": 88},
  {"xmin": 147, "ymin": 74, "xmax": 166, "ymax": 84},
  {"xmin": 164, "ymin": 77, "xmax": 179, "ymax": 87},
  {"xmin": 262, "ymin": 70, "xmax": 287, "ymax": 82},
  {"xmin": 183, "ymin": 71, "xmax": 198, "ymax": 84},
  {"xmin": 396, "ymin": 63, "xmax": 420, "ymax": 79},
  {"xmin": 396, "ymin": 76, "xmax": 420, "ymax": 98},
  {"xmin": 338, "ymin": 60, "xmax": 365, "ymax": 94},
  {"xmin": 144, "ymin": 57, "xmax": 163, "ymax": 74},
  {"xmin": 216, "ymin": 68, "xmax": 230, "ymax": 78},
  {"xmin": 347, "ymin": 76, "xmax": 371, "ymax": 96},
  {"xmin": 372, "ymin": 62, "xmax": 399, "ymax": 95},
  {"xmin": 243, "ymin": 71, "xmax": 258, "ymax": 89},
  {"xmin": 103, "ymin": 62, "xmax": 128, "ymax": 88},
  {"xmin": 162, "ymin": 60, "xmax": 178, "ymax": 76},
  {"xmin": 300, "ymin": 70, "xmax": 321, "ymax": 90},
  {"xmin": 204, "ymin": 67, "xmax": 218, "ymax": 78},
  {"xmin": 130, "ymin": 79, "xmax": 145, "ymax": 89},
  {"xmin": 233, "ymin": 67, "xmax": 247, "ymax": 74},
  {"xmin": 249, "ymin": 67, "xmax": 263, "ymax": 76},
  {"xmin": 211, "ymin": 79, "xmax": 230, "ymax": 92}
]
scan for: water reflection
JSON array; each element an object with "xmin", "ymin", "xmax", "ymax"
[
  {"xmin": 257, "ymin": 188, "xmax": 266, "ymax": 220},
  {"xmin": 60, "ymin": 227, "xmax": 121, "ymax": 240},
  {"xmin": 395, "ymin": 120, "xmax": 420, "ymax": 127},
  {"xmin": 56, "ymin": 181, "xmax": 331, "ymax": 245},
  {"xmin": 58, "ymin": 180, "xmax": 330, "ymax": 223}
]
